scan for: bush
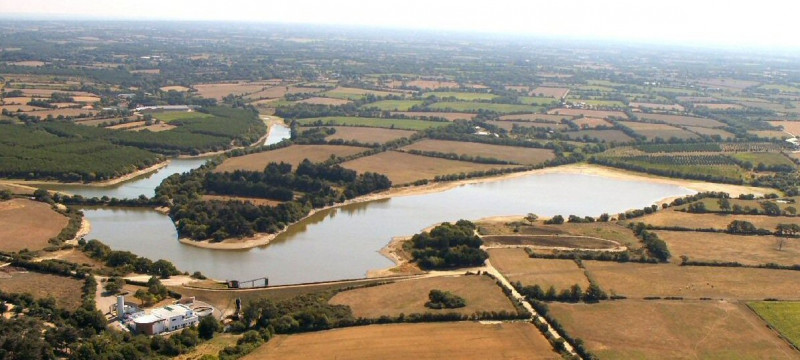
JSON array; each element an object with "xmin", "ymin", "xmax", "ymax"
[{"xmin": 424, "ymin": 290, "xmax": 466, "ymax": 309}]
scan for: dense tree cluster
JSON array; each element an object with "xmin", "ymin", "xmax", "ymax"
[
  {"xmin": 82, "ymin": 239, "xmax": 181, "ymax": 278},
  {"xmin": 409, "ymin": 220, "xmax": 488, "ymax": 269},
  {"xmin": 424, "ymin": 290, "xmax": 466, "ymax": 309},
  {"xmin": 631, "ymin": 223, "xmax": 671, "ymax": 262}
]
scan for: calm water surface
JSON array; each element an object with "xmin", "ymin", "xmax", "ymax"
[{"xmin": 81, "ymin": 172, "xmax": 694, "ymax": 285}]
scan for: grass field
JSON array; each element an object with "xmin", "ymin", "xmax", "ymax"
[
  {"xmin": 487, "ymin": 120, "xmax": 569, "ymax": 132},
  {"xmin": 479, "ymin": 220, "xmax": 641, "ymax": 248},
  {"xmin": 685, "ymin": 126, "xmax": 735, "ymax": 139},
  {"xmin": 320, "ymin": 126, "xmax": 416, "ymax": 143},
  {"xmin": 750, "ymin": 130, "xmax": 793, "ymax": 139},
  {"xmin": 571, "ymin": 117, "xmax": 612, "ymax": 128},
  {"xmin": 482, "ymin": 235, "xmax": 619, "ymax": 249},
  {"xmin": 638, "ymin": 113, "xmax": 725, "ymax": 128},
  {"xmin": 487, "ymin": 248, "xmax": 589, "ymax": 289},
  {"xmin": 403, "ymin": 80, "xmax": 459, "ymax": 89},
  {"xmin": 328, "ymin": 275, "xmax": 516, "ymax": 318},
  {"xmin": 629, "ymin": 102, "xmax": 685, "ymax": 111},
  {"xmin": 769, "ymin": 121, "xmax": 800, "ymax": 136},
  {"xmin": 626, "ymin": 210, "xmax": 798, "ymax": 232},
  {"xmin": 0, "ymin": 199, "xmax": 68, "ymax": 252},
  {"xmin": 296, "ymin": 117, "xmax": 448, "ymax": 130},
  {"xmin": 547, "ymin": 108, "xmax": 628, "ymax": 119},
  {"xmin": 571, "ymin": 99, "xmax": 626, "ymax": 107},
  {"xmin": 423, "ymin": 91, "xmax": 498, "ymax": 101},
  {"xmin": 202, "ymin": 195, "xmax": 285, "ymax": 207},
  {"xmin": 748, "ymin": 301, "xmax": 800, "ymax": 349},
  {"xmin": 617, "ymin": 121, "xmax": 700, "ymax": 140},
  {"xmin": 247, "ymin": 86, "xmax": 324, "ymax": 100},
  {"xmin": 584, "ymin": 261, "xmax": 800, "ymax": 300},
  {"xmin": 696, "ymin": 103, "xmax": 744, "ymax": 110},
  {"xmin": 656, "ymin": 230, "xmax": 800, "ymax": 266},
  {"xmin": 360, "ymin": 100, "xmax": 423, "ymax": 111},
  {"xmin": 549, "ymin": 300, "xmax": 798, "ymax": 359},
  {"xmin": 0, "ymin": 270, "xmax": 84, "ymax": 310},
  {"xmin": 391, "ymin": 111, "xmax": 476, "ymax": 121},
  {"xmin": 322, "ymin": 87, "xmax": 405, "ymax": 100},
  {"xmin": 176, "ymin": 334, "xmax": 242, "ymax": 360},
  {"xmin": 564, "ymin": 130, "xmax": 635, "ymax": 143},
  {"xmin": 400, "ymin": 139, "xmax": 555, "ymax": 165},
  {"xmin": 194, "ymin": 82, "xmax": 274, "ymax": 100},
  {"xmin": 214, "ymin": 145, "xmax": 368, "ymax": 172},
  {"xmin": 498, "ymin": 114, "xmax": 572, "ymax": 122},
  {"xmin": 519, "ymin": 96, "xmax": 559, "ymax": 105},
  {"xmin": 341, "ymin": 151, "xmax": 515, "ymax": 185},
  {"xmin": 531, "ymin": 87, "xmax": 569, "ymax": 98},
  {"xmin": 295, "ymin": 97, "xmax": 352, "ymax": 106},
  {"xmin": 732, "ymin": 152, "xmax": 797, "ymax": 168},
  {"xmin": 243, "ymin": 322, "xmax": 560, "ymax": 360},
  {"xmin": 152, "ymin": 111, "xmax": 214, "ymax": 122},
  {"xmin": 760, "ymin": 84, "xmax": 800, "ymax": 93},
  {"xmin": 427, "ymin": 102, "xmax": 540, "ymax": 114}
]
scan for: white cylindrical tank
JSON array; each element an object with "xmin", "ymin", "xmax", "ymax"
[{"xmin": 117, "ymin": 295, "xmax": 125, "ymax": 318}]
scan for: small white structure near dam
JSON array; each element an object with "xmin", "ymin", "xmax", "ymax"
[{"xmin": 132, "ymin": 303, "xmax": 199, "ymax": 335}]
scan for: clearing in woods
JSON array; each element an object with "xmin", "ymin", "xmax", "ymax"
[
  {"xmin": 400, "ymin": 139, "xmax": 556, "ymax": 165},
  {"xmin": 548, "ymin": 300, "xmax": 799, "ymax": 360},
  {"xmin": 243, "ymin": 322, "xmax": 560, "ymax": 360},
  {"xmin": 214, "ymin": 145, "xmax": 368, "ymax": 172},
  {"xmin": 584, "ymin": 261, "xmax": 800, "ymax": 300},
  {"xmin": 328, "ymin": 275, "xmax": 517, "ymax": 318},
  {"xmin": 487, "ymin": 248, "xmax": 589, "ymax": 290},
  {"xmin": 0, "ymin": 198, "xmax": 68, "ymax": 252},
  {"xmin": 341, "ymin": 151, "xmax": 516, "ymax": 185}
]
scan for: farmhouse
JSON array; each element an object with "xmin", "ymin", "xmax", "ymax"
[{"xmin": 132, "ymin": 304, "xmax": 198, "ymax": 335}]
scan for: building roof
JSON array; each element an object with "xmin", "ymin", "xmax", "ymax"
[
  {"xmin": 134, "ymin": 304, "xmax": 194, "ymax": 324},
  {"xmin": 133, "ymin": 314, "xmax": 162, "ymax": 324}
]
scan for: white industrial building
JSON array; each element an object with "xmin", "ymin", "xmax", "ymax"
[{"xmin": 132, "ymin": 304, "xmax": 199, "ymax": 335}]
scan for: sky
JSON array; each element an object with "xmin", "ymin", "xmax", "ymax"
[{"xmin": 3, "ymin": 0, "xmax": 800, "ymax": 50}]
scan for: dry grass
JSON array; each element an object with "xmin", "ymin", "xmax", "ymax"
[
  {"xmin": 566, "ymin": 130, "xmax": 635, "ymax": 143},
  {"xmin": 215, "ymin": 145, "xmax": 368, "ymax": 172},
  {"xmin": 638, "ymin": 113, "xmax": 725, "ymax": 128},
  {"xmin": 320, "ymin": 126, "xmax": 416, "ymax": 143},
  {"xmin": 176, "ymin": 334, "xmax": 242, "ymax": 360},
  {"xmin": 483, "ymin": 235, "xmax": 619, "ymax": 249},
  {"xmin": 698, "ymin": 78, "xmax": 760, "ymax": 91},
  {"xmin": 617, "ymin": 121, "xmax": 699, "ymax": 140},
  {"xmin": 655, "ymin": 230, "xmax": 800, "ymax": 266},
  {"xmin": 531, "ymin": 87, "xmax": 569, "ymax": 98},
  {"xmin": 0, "ymin": 269, "xmax": 84, "ymax": 310},
  {"xmin": 696, "ymin": 103, "xmax": 744, "ymax": 110},
  {"xmin": 547, "ymin": 108, "xmax": 628, "ymax": 119},
  {"xmin": 22, "ymin": 108, "xmax": 96, "ymax": 119},
  {"xmin": 107, "ymin": 121, "xmax": 145, "ymax": 130},
  {"xmin": 750, "ymin": 130, "xmax": 792, "ymax": 139},
  {"xmin": 72, "ymin": 96, "xmax": 101, "ymax": 103},
  {"xmin": 685, "ymin": 126, "xmax": 735, "ymax": 139},
  {"xmin": 403, "ymin": 80, "xmax": 460, "ymax": 89},
  {"xmin": 8, "ymin": 61, "xmax": 45, "ymax": 66},
  {"xmin": 769, "ymin": 121, "xmax": 800, "ymax": 136},
  {"xmin": 329, "ymin": 275, "xmax": 516, "ymax": 318},
  {"xmin": 202, "ymin": 195, "xmax": 284, "ymax": 207},
  {"xmin": 246, "ymin": 86, "xmax": 325, "ymax": 100},
  {"xmin": 626, "ymin": 210, "xmax": 797, "ymax": 231},
  {"xmin": 132, "ymin": 123, "xmax": 176, "ymax": 132},
  {"xmin": 1, "ymin": 97, "xmax": 33, "ymax": 105},
  {"xmin": 295, "ymin": 97, "xmax": 351, "ymax": 106},
  {"xmin": 130, "ymin": 69, "xmax": 160, "ymax": 74},
  {"xmin": 160, "ymin": 86, "xmax": 191, "ymax": 92},
  {"xmin": 629, "ymin": 102, "xmax": 685, "ymax": 111},
  {"xmin": 0, "ymin": 199, "xmax": 68, "ymax": 252},
  {"xmin": 391, "ymin": 111, "xmax": 476, "ymax": 121},
  {"xmin": 498, "ymin": 113, "xmax": 572, "ymax": 122},
  {"xmin": 488, "ymin": 248, "xmax": 589, "ymax": 289},
  {"xmin": 585, "ymin": 261, "xmax": 800, "ymax": 300},
  {"xmin": 548, "ymin": 300, "xmax": 798, "ymax": 359},
  {"xmin": 479, "ymin": 221, "xmax": 641, "ymax": 248},
  {"xmin": 571, "ymin": 117, "xmax": 612, "ymax": 129},
  {"xmin": 341, "ymin": 151, "xmax": 515, "ymax": 185},
  {"xmin": 400, "ymin": 139, "xmax": 555, "ymax": 165},
  {"xmin": 244, "ymin": 322, "xmax": 560, "ymax": 360},
  {"xmin": 193, "ymin": 82, "xmax": 276, "ymax": 100},
  {"xmin": 487, "ymin": 120, "xmax": 569, "ymax": 131}
]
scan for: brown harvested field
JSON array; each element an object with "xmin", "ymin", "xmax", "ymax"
[
  {"xmin": 325, "ymin": 87, "xmax": 405, "ymax": 98},
  {"xmin": 625, "ymin": 210, "xmax": 798, "ymax": 231},
  {"xmin": 72, "ymin": 96, "xmax": 101, "ymax": 103},
  {"xmin": 685, "ymin": 126, "xmax": 736, "ymax": 139},
  {"xmin": 498, "ymin": 113, "xmax": 572, "ymax": 122},
  {"xmin": 215, "ymin": 145, "xmax": 368, "ymax": 172},
  {"xmin": 770, "ymin": 121, "xmax": 800, "ymax": 136},
  {"xmin": 160, "ymin": 85, "xmax": 191, "ymax": 92},
  {"xmin": 0, "ymin": 104, "xmax": 45, "ymax": 112},
  {"xmin": 655, "ymin": 230, "xmax": 800, "ymax": 266},
  {"xmin": 0, "ymin": 269, "xmax": 84, "ymax": 310},
  {"xmin": 571, "ymin": 117, "xmax": 612, "ymax": 128},
  {"xmin": 505, "ymin": 85, "xmax": 530, "ymax": 92},
  {"xmin": 401, "ymin": 139, "xmax": 555, "ymax": 165},
  {"xmin": 130, "ymin": 69, "xmax": 160, "ymax": 74},
  {"xmin": 23, "ymin": 108, "xmax": 96, "ymax": 118},
  {"xmin": 341, "ymin": 151, "xmax": 515, "ymax": 185},
  {"xmin": 547, "ymin": 108, "xmax": 628, "ymax": 119},
  {"xmin": 480, "ymin": 221, "xmax": 641, "ymax": 249},
  {"xmin": 0, "ymin": 199, "xmax": 67, "ymax": 252},
  {"xmin": 638, "ymin": 113, "xmax": 725, "ymax": 128},
  {"xmin": 548, "ymin": 300, "xmax": 799, "ymax": 360},
  {"xmin": 1, "ymin": 97, "xmax": 34, "ymax": 105},
  {"xmin": 17, "ymin": 89, "xmax": 95, "ymax": 97},
  {"xmin": 698, "ymin": 78, "xmax": 760, "ymax": 91},
  {"xmin": 8, "ymin": 61, "xmax": 45, "ymax": 66},
  {"xmin": 487, "ymin": 248, "xmax": 589, "ymax": 289},
  {"xmin": 403, "ymin": 80, "xmax": 460, "ymax": 89},
  {"xmin": 75, "ymin": 118, "xmax": 119, "ymax": 126},
  {"xmin": 391, "ymin": 111, "xmax": 476, "ymax": 121},
  {"xmin": 487, "ymin": 120, "xmax": 568, "ymax": 131},
  {"xmin": 750, "ymin": 130, "xmax": 792, "ymax": 139},
  {"xmin": 677, "ymin": 96, "xmax": 717, "ymax": 102},
  {"xmin": 629, "ymin": 102, "xmax": 685, "ymax": 111},
  {"xmin": 244, "ymin": 322, "xmax": 560, "ymax": 360},
  {"xmin": 329, "ymin": 275, "xmax": 516, "ymax": 318},
  {"xmin": 564, "ymin": 130, "xmax": 635, "ymax": 143},
  {"xmin": 531, "ymin": 86, "xmax": 569, "ymax": 98},
  {"xmin": 0, "ymin": 183, "xmax": 36, "ymax": 196},
  {"xmin": 169, "ymin": 278, "xmax": 389, "ymax": 315},
  {"xmin": 617, "ymin": 121, "xmax": 699, "ymax": 140},
  {"xmin": 696, "ymin": 103, "xmax": 744, "ymax": 110},
  {"xmin": 320, "ymin": 126, "xmax": 416, "ymax": 143},
  {"xmin": 132, "ymin": 123, "xmax": 177, "ymax": 132},
  {"xmin": 483, "ymin": 235, "xmax": 619, "ymax": 249},
  {"xmin": 107, "ymin": 121, "xmax": 146, "ymax": 130},
  {"xmin": 202, "ymin": 195, "xmax": 284, "ymax": 207},
  {"xmin": 585, "ymin": 261, "xmax": 800, "ymax": 300},
  {"xmin": 193, "ymin": 82, "xmax": 276, "ymax": 100},
  {"xmin": 295, "ymin": 97, "xmax": 351, "ymax": 106}
]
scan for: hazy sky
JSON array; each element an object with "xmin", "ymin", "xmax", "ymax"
[{"xmin": 3, "ymin": 0, "xmax": 799, "ymax": 49}]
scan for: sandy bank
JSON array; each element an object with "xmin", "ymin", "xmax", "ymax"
[{"xmin": 179, "ymin": 163, "xmax": 776, "ymax": 251}]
